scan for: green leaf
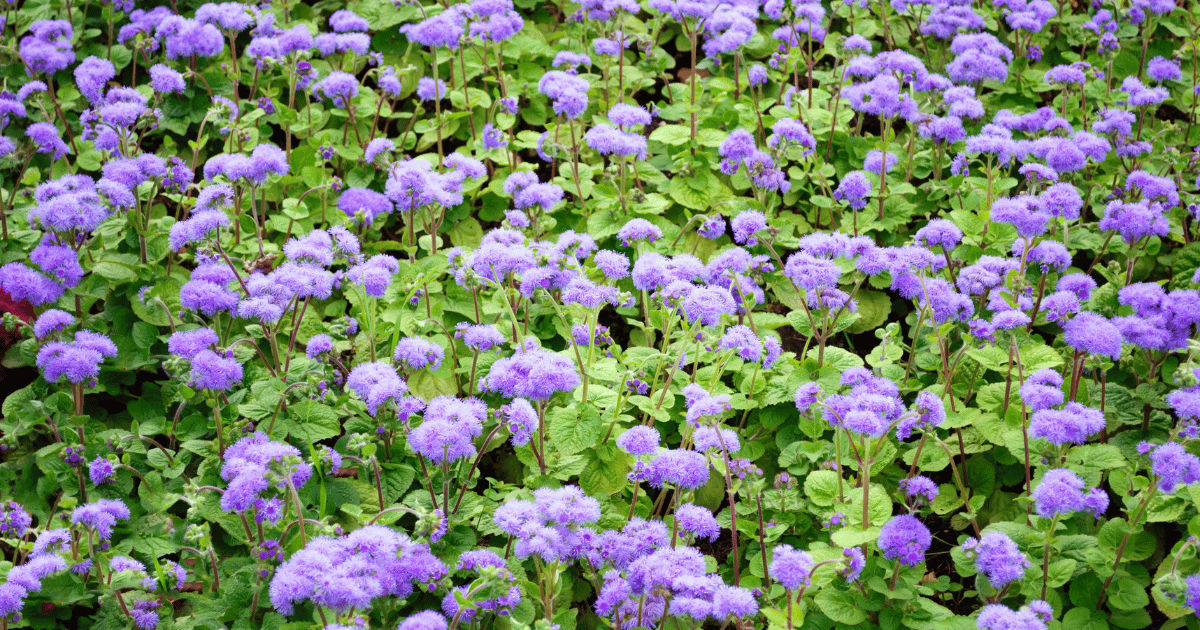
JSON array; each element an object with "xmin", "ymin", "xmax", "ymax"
[
  {"xmin": 547, "ymin": 406, "xmax": 601, "ymax": 457},
  {"xmin": 803, "ymin": 470, "xmax": 840, "ymax": 507},
  {"xmin": 1068, "ymin": 444, "xmax": 1125, "ymax": 470},
  {"xmin": 1107, "ymin": 578, "xmax": 1150, "ymax": 611},
  {"xmin": 1046, "ymin": 558, "xmax": 1076, "ymax": 588},
  {"xmin": 281, "ymin": 400, "xmax": 341, "ymax": 442},
  {"xmin": 131, "ymin": 321, "xmax": 159, "ymax": 350},
  {"xmin": 1062, "ymin": 607, "xmax": 1110, "ymax": 630},
  {"xmin": 807, "ymin": 346, "xmax": 864, "ymax": 370},
  {"xmin": 847, "ymin": 290, "xmax": 892, "ymax": 334},
  {"xmin": 649, "ymin": 124, "xmax": 692, "ymax": 146},
  {"xmin": 829, "ymin": 527, "xmax": 881, "ymax": 548},
  {"xmin": 814, "ymin": 587, "xmax": 868, "ymax": 625},
  {"xmin": 1069, "ymin": 573, "xmax": 1103, "ymax": 609},
  {"xmin": 580, "ymin": 443, "xmax": 630, "ymax": 497}
]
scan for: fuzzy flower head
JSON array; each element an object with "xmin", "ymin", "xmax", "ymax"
[
  {"xmin": 961, "ymin": 531, "xmax": 1030, "ymax": 589},
  {"xmin": 878, "ymin": 514, "xmax": 931, "ymax": 566},
  {"xmin": 770, "ymin": 544, "xmax": 814, "ymax": 589},
  {"xmin": 1030, "ymin": 468, "xmax": 1107, "ymax": 519}
]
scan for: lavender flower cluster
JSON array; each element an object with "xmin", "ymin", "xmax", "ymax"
[{"xmin": 3, "ymin": 0, "xmax": 1200, "ymax": 628}]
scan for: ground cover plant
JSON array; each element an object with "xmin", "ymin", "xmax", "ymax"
[{"xmin": 2, "ymin": 0, "xmax": 1200, "ymax": 628}]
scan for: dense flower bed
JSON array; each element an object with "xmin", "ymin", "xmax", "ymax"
[{"xmin": 0, "ymin": 0, "xmax": 1199, "ymax": 629}]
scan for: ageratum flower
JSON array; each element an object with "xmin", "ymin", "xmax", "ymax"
[
  {"xmin": 347, "ymin": 362, "xmax": 409, "ymax": 416},
  {"xmin": 480, "ymin": 346, "xmax": 580, "ymax": 400},
  {"xmin": 71, "ymin": 498, "xmax": 131, "ymax": 539},
  {"xmin": 899, "ymin": 475, "xmax": 938, "ymax": 502},
  {"xmin": 409, "ymin": 397, "xmax": 485, "ymax": 463},
  {"xmin": 675, "ymin": 504, "xmax": 720, "ymax": 542},
  {"xmin": 879, "ymin": 514, "xmax": 932, "ymax": 566},
  {"xmin": 769, "ymin": 545, "xmax": 814, "ymax": 589},
  {"xmin": 616, "ymin": 426, "xmax": 660, "ymax": 457},
  {"xmin": 393, "ymin": 337, "xmax": 445, "ymax": 372},
  {"xmin": 1063, "ymin": 311, "xmax": 1123, "ymax": 360},
  {"xmin": 961, "ymin": 531, "xmax": 1030, "ymax": 589},
  {"xmin": 220, "ymin": 432, "xmax": 313, "ymax": 512},
  {"xmin": 1030, "ymin": 469, "xmax": 1107, "ymax": 519},
  {"xmin": 269, "ymin": 525, "xmax": 447, "ymax": 614},
  {"xmin": 976, "ymin": 603, "xmax": 1050, "ymax": 630},
  {"xmin": 1029, "ymin": 401, "xmax": 1104, "ymax": 445}
]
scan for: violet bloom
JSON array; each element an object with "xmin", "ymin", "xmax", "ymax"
[
  {"xmin": 88, "ymin": 456, "xmax": 115, "ymax": 485},
  {"xmin": 1148, "ymin": 442, "xmax": 1200, "ymax": 494},
  {"xmin": 1029, "ymin": 401, "xmax": 1105, "ymax": 445},
  {"xmin": 675, "ymin": 503, "xmax": 720, "ymax": 542},
  {"xmin": 480, "ymin": 346, "xmax": 580, "ymax": 400},
  {"xmin": 1030, "ymin": 468, "xmax": 1107, "ymax": 519},
  {"xmin": 393, "ymin": 337, "xmax": 445, "ymax": 372},
  {"xmin": 878, "ymin": 514, "xmax": 931, "ymax": 566},
  {"xmin": 409, "ymin": 397, "xmax": 485, "ymax": 464},
  {"xmin": 71, "ymin": 498, "xmax": 131, "ymax": 539},
  {"xmin": 219, "ymin": 432, "xmax": 313, "ymax": 512},
  {"xmin": 961, "ymin": 531, "xmax": 1030, "ymax": 589},
  {"xmin": 269, "ymin": 525, "xmax": 447, "ymax": 615},
  {"xmin": 769, "ymin": 544, "xmax": 814, "ymax": 589},
  {"xmin": 616, "ymin": 218, "xmax": 663, "ymax": 247},
  {"xmin": 347, "ymin": 361, "xmax": 409, "ymax": 416}
]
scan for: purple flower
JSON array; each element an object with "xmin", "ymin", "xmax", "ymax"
[
  {"xmin": 914, "ymin": 218, "xmax": 962, "ymax": 251},
  {"xmin": 794, "ymin": 382, "xmax": 820, "ymax": 413},
  {"xmin": 586, "ymin": 124, "xmax": 647, "ymax": 160},
  {"xmin": 410, "ymin": 397, "xmax": 485, "ymax": 463},
  {"xmin": 840, "ymin": 547, "xmax": 865, "ymax": 582},
  {"xmin": 681, "ymin": 286, "xmax": 734, "ymax": 327},
  {"xmin": 88, "ymin": 456, "xmax": 115, "ymax": 485},
  {"xmin": 399, "ymin": 611, "xmax": 449, "ymax": 630},
  {"xmin": 730, "ymin": 210, "xmax": 767, "ymax": 246},
  {"xmin": 480, "ymin": 346, "xmax": 580, "ymax": 400},
  {"xmin": 977, "ymin": 603, "xmax": 1050, "ymax": 630},
  {"xmin": 36, "ymin": 332, "xmax": 116, "ymax": 383},
  {"xmin": 645, "ymin": 449, "xmax": 710, "ymax": 490},
  {"xmin": 770, "ymin": 544, "xmax": 814, "ymax": 589},
  {"xmin": 878, "ymin": 514, "xmax": 931, "ymax": 566},
  {"xmin": 338, "ymin": 187, "xmax": 394, "ymax": 226},
  {"xmin": 961, "ymin": 531, "xmax": 1030, "ymax": 589},
  {"xmin": 711, "ymin": 586, "xmax": 757, "ymax": 618},
  {"xmin": 26, "ymin": 122, "xmax": 69, "ymax": 160},
  {"xmin": 1063, "ymin": 312, "xmax": 1123, "ymax": 360},
  {"xmin": 617, "ymin": 218, "xmax": 663, "ymax": 247},
  {"xmin": 1146, "ymin": 56, "xmax": 1181, "ymax": 83},
  {"xmin": 416, "ymin": 77, "xmax": 448, "ymax": 102},
  {"xmin": 834, "ymin": 171, "xmax": 871, "ymax": 210},
  {"xmin": 0, "ymin": 503, "xmax": 32, "ymax": 538},
  {"xmin": 393, "ymin": 337, "xmax": 445, "ymax": 372},
  {"xmin": 1029, "ymin": 401, "xmax": 1105, "ymax": 445},
  {"xmin": 608, "ymin": 103, "xmax": 651, "ymax": 128},
  {"xmin": 71, "ymin": 498, "xmax": 130, "ymax": 539},
  {"xmin": 1019, "ymin": 369, "xmax": 1064, "ymax": 411},
  {"xmin": 347, "ymin": 362, "xmax": 409, "ymax": 416},
  {"xmin": 481, "ymin": 123, "xmax": 508, "ymax": 150},
  {"xmin": 675, "ymin": 504, "xmax": 720, "ymax": 542},
  {"xmin": 1031, "ymin": 468, "xmax": 1107, "ymax": 519},
  {"xmin": 1149, "ymin": 442, "xmax": 1200, "ymax": 494},
  {"xmin": 344, "ymin": 254, "xmax": 400, "ymax": 298},
  {"xmin": 190, "ymin": 349, "xmax": 243, "ymax": 391},
  {"xmin": 617, "ymin": 426, "xmax": 660, "ymax": 456},
  {"xmin": 538, "ymin": 70, "xmax": 589, "ymax": 118},
  {"xmin": 270, "ymin": 526, "xmax": 447, "ymax": 615},
  {"xmin": 698, "ymin": 214, "xmax": 726, "ymax": 239},
  {"xmin": 456, "ymin": 324, "xmax": 507, "ymax": 352},
  {"xmin": 863, "ymin": 150, "xmax": 898, "ymax": 175},
  {"xmin": 32, "ymin": 309, "xmax": 74, "ymax": 339},
  {"xmin": 899, "ymin": 475, "xmax": 938, "ymax": 502}
]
